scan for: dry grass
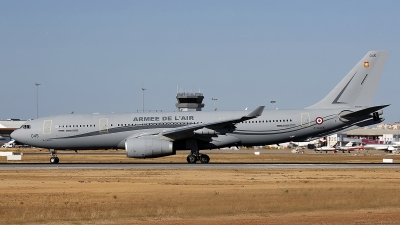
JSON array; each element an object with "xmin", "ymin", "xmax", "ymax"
[
  {"xmin": 2, "ymin": 148, "xmax": 400, "ymax": 224},
  {"xmin": 1, "ymin": 168, "xmax": 400, "ymax": 224}
]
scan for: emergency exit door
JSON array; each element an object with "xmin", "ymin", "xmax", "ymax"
[
  {"xmin": 300, "ymin": 113, "xmax": 310, "ymax": 127},
  {"xmin": 99, "ymin": 118, "xmax": 109, "ymax": 133},
  {"xmin": 43, "ymin": 120, "xmax": 52, "ymax": 134}
]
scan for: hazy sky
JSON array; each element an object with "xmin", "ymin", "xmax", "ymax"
[{"xmin": 1, "ymin": 1, "xmax": 400, "ymax": 123}]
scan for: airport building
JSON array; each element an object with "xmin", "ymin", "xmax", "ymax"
[
  {"xmin": 323, "ymin": 125, "xmax": 400, "ymax": 147},
  {"xmin": 175, "ymin": 92, "xmax": 205, "ymax": 111},
  {"xmin": 0, "ymin": 119, "xmax": 28, "ymax": 144},
  {"xmin": 345, "ymin": 127, "xmax": 400, "ymax": 144}
]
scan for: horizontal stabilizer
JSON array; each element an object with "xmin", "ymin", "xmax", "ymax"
[
  {"xmin": 297, "ymin": 116, "xmax": 385, "ymax": 142},
  {"xmin": 340, "ymin": 104, "xmax": 390, "ymax": 120}
]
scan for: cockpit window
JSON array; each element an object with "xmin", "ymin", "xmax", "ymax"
[{"xmin": 21, "ymin": 125, "xmax": 31, "ymax": 129}]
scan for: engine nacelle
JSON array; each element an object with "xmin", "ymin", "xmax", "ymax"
[
  {"xmin": 194, "ymin": 128, "xmax": 217, "ymax": 135},
  {"xmin": 125, "ymin": 138, "xmax": 175, "ymax": 158}
]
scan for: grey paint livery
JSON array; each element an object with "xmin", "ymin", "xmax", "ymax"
[{"xmin": 11, "ymin": 51, "xmax": 390, "ymax": 163}]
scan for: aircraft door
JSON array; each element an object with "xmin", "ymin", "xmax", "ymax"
[
  {"xmin": 43, "ymin": 120, "xmax": 52, "ymax": 134},
  {"xmin": 300, "ymin": 113, "xmax": 310, "ymax": 127},
  {"xmin": 99, "ymin": 118, "xmax": 108, "ymax": 133}
]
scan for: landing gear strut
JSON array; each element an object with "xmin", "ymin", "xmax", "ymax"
[{"xmin": 49, "ymin": 149, "xmax": 59, "ymax": 164}]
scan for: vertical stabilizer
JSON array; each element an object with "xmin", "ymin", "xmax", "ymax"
[{"xmin": 306, "ymin": 50, "xmax": 389, "ymax": 109}]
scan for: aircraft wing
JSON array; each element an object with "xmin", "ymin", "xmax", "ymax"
[
  {"xmin": 160, "ymin": 106, "xmax": 265, "ymax": 140},
  {"xmin": 363, "ymin": 144, "xmax": 399, "ymax": 150}
]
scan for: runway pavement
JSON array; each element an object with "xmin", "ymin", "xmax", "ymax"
[{"xmin": 1, "ymin": 162, "xmax": 400, "ymax": 170}]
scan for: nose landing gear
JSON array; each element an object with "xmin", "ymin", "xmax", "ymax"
[
  {"xmin": 50, "ymin": 157, "xmax": 59, "ymax": 163},
  {"xmin": 49, "ymin": 149, "xmax": 59, "ymax": 164}
]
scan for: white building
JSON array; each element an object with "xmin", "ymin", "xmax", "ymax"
[{"xmin": 0, "ymin": 119, "xmax": 28, "ymax": 144}]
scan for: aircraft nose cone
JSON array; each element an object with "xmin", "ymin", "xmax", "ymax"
[{"xmin": 10, "ymin": 129, "xmax": 21, "ymax": 142}]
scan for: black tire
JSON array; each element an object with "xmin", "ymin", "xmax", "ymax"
[
  {"xmin": 200, "ymin": 154, "xmax": 210, "ymax": 164},
  {"xmin": 187, "ymin": 155, "xmax": 197, "ymax": 164},
  {"xmin": 50, "ymin": 157, "xmax": 56, "ymax": 163},
  {"xmin": 55, "ymin": 157, "xmax": 60, "ymax": 163}
]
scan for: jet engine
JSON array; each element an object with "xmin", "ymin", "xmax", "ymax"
[{"xmin": 125, "ymin": 138, "xmax": 175, "ymax": 158}]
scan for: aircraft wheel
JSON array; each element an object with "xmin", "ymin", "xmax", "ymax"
[
  {"xmin": 50, "ymin": 157, "xmax": 60, "ymax": 164},
  {"xmin": 187, "ymin": 155, "xmax": 197, "ymax": 164},
  {"xmin": 200, "ymin": 154, "xmax": 210, "ymax": 164}
]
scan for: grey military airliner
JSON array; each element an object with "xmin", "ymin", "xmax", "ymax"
[{"xmin": 11, "ymin": 50, "xmax": 390, "ymax": 163}]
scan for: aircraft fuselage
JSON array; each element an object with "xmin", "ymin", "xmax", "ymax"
[{"xmin": 12, "ymin": 108, "xmax": 357, "ymax": 151}]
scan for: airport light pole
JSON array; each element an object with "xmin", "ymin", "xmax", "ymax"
[
  {"xmin": 35, "ymin": 82, "xmax": 41, "ymax": 119},
  {"xmin": 212, "ymin": 98, "xmax": 218, "ymax": 111},
  {"xmin": 141, "ymin": 87, "xmax": 146, "ymax": 112},
  {"xmin": 270, "ymin": 100, "xmax": 276, "ymax": 110}
]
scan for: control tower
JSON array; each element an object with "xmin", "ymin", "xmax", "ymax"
[{"xmin": 176, "ymin": 92, "xmax": 205, "ymax": 111}]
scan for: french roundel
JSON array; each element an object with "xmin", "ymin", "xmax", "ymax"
[{"xmin": 315, "ymin": 117, "xmax": 324, "ymax": 125}]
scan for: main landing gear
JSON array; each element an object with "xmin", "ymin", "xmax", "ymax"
[
  {"xmin": 187, "ymin": 152, "xmax": 210, "ymax": 164},
  {"xmin": 49, "ymin": 149, "xmax": 59, "ymax": 164},
  {"xmin": 185, "ymin": 138, "xmax": 210, "ymax": 164}
]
